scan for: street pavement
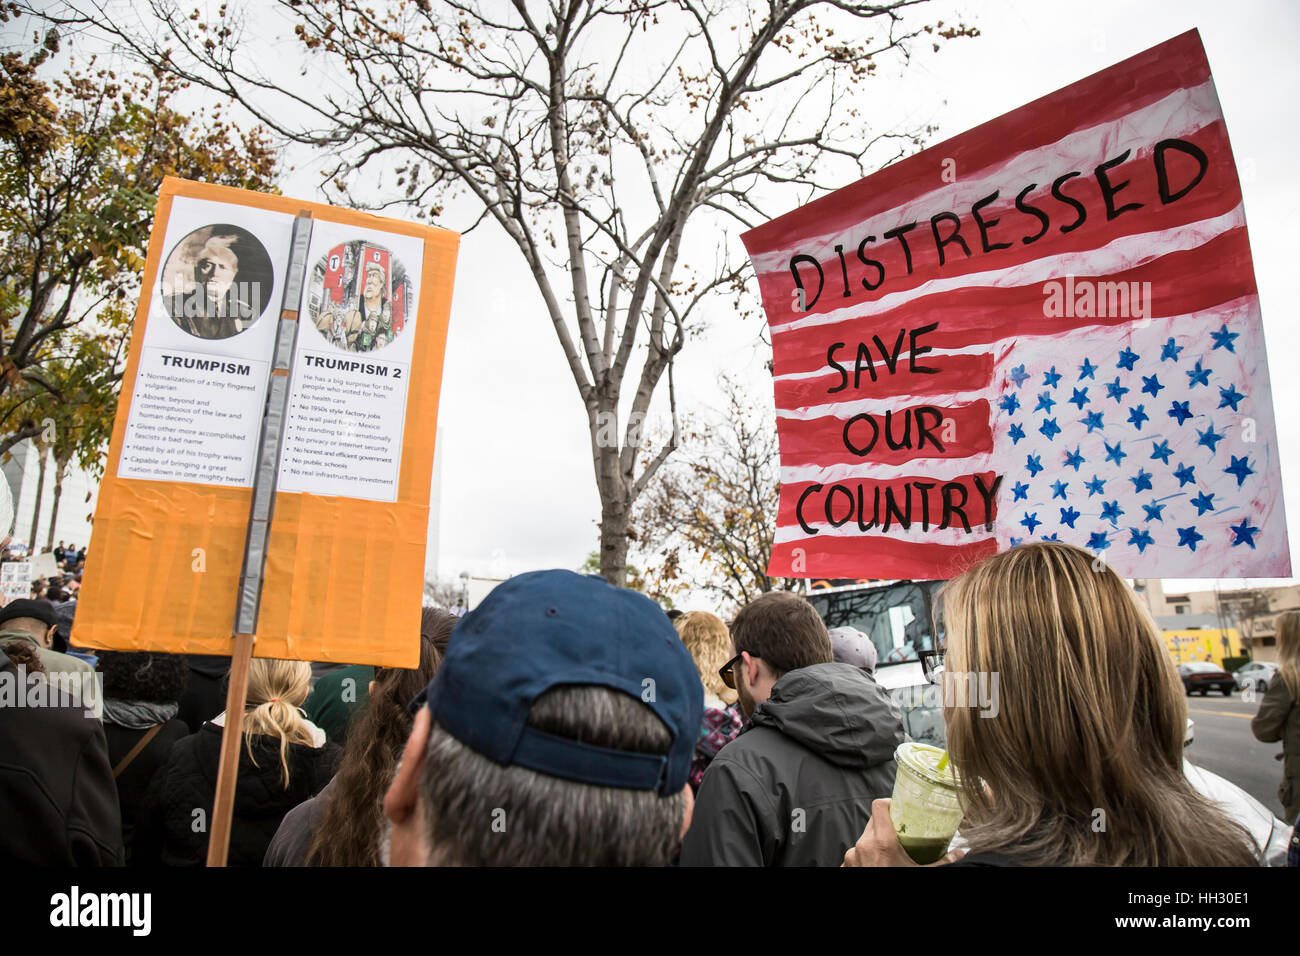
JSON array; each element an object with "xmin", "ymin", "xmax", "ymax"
[{"xmin": 1184, "ymin": 689, "xmax": 1288, "ymax": 819}]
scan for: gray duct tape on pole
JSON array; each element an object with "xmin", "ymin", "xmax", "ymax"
[{"xmin": 234, "ymin": 211, "xmax": 314, "ymax": 636}]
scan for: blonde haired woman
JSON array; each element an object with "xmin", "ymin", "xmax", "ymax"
[
  {"xmin": 845, "ymin": 541, "xmax": 1258, "ymax": 866},
  {"xmin": 675, "ymin": 611, "xmax": 746, "ymax": 792},
  {"xmin": 1253, "ymin": 610, "xmax": 1300, "ymax": 826},
  {"xmin": 134, "ymin": 658, "xmax": 340, "ymax": 867}
]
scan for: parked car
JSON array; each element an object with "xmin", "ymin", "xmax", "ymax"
[
  {"xmin": 1178, "ymin": 661, "xmax": 1235, "ymax": 696},
  {"xmin": 1233, "ymin": 661, "xmax": 1279, "ymax": 693}
]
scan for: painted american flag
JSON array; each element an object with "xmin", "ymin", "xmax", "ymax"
[{"xmin": 743, "ymin": 30, "xmax": 1290, "ymax": 581}]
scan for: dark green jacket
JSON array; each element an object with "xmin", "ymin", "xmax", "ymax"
[
  {"xmin": 304, "ymin": 665, "xmax": 374, "ymax": 746},
  {"xmin": 680, "ymin": 662, "xmax": 903, "ymax": 867},
  {"xmin": 1252, "ymin": 675, "xmax": 1300, "ymax": 824}
]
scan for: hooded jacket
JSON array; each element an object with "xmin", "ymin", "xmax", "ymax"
[
  {"xmin": 1252, "ymin": 675, "xmax": 1300, "ymax": 824},
  {"xmin": 680, "ymin": 662, "xmax": 903, "ymax": 867}
]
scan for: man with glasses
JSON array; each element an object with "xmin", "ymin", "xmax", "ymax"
[{"xmin": 680, "ymin": 591, "xmax": 904, "ymax": 866}]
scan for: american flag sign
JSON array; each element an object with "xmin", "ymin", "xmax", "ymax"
[{"xmin": 743, "ymin": 30, "xmax": 1290, "ymax": 581}]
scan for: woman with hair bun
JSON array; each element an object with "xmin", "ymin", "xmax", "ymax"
[{"xmin": 134, "ymin": 658, "xmax": 340, "ymax": 867}]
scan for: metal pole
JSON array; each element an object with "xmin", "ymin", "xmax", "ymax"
[{"xmin": 207, "ymin": 210, "xmax": 314, "ymax": 867}]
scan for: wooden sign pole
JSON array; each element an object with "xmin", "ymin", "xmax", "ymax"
[{"xmin": 206, "ymin": 211, "xmax": 314, "ymax": 866}]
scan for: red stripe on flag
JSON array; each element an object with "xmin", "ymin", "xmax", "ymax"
[
  {"xmin": 778, "ymin": 399, "xmax": 992, "ymax": 469},
  {"xmin": 777, "ymin": 471, "xmax": 1001, "ymax": 532},
  {"xmin": 759, "ymin": 121, "xmax": 1241, "ymax": 330},
  {"xmin": 769, "ymin": 534, "xmax": 998, "ymax": 580},
  {"xmin": 774, "ymin": 351, "xmax": 994, "ymax": 408},
  {"xmin": 771, "ymin": 226, "xmax": 1258, "ymax": 366}
]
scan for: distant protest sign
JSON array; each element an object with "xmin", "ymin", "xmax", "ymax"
[
  {"xmin": 744, "ymin": 30, "xmax": 1290, "ymax": 581},
  {"xmin": 1, "ymin": 562, "xmax": 30, "ymax": 604},
  {"xmin": 76, "ymin": 178, "xmax": 458, "ymax": 666}
]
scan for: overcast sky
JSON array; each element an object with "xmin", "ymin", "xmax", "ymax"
[
  {"xmin": 403, "ymin": 0, "xmax": 1300, "ymax": 600},
  {"xmin": 27, "ymin": 0, "xmax": 1296, "ymax": 600}
]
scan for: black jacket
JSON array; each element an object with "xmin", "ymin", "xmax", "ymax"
[
  {"xmin": 134, "ymin": 723, "xmax": 341, "ymax": 867},
  {"xmin": 104, "ymin": 718, "xmax": 190, "ymax": 862},
  {"xmin": 0, "ymin": 667, "xmax": 124, "ymax": 865},
  {"xmin": 680, "ymin": 662, "xmax": 904, "ymax": 867},
  {"xmin": 177, "ymin": 655, "xmax": 229, "ymax": 734}
]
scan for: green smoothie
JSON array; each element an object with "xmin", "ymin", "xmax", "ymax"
[{"xmin": 890, "ymin": 742, "xmax": 963, "ymax": 865}]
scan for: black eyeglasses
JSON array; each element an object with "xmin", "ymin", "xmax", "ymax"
[{"xmin": 719, "ymin": 652, "xmax": 745, "ymax": 690}]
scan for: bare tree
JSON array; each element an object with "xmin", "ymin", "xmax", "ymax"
[
  {"xmin": 36, "ymin": 0, "xmax": 977, "ymax": 584},
  {"xmin": 633, "ymin": 375, "xmax": 800, "ymax": 612}
]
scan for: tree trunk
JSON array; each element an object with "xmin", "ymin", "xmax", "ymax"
[
  {"xmin": 599, "ymin": 494, "xmax": 630, "ymax": 588},
  {"xmin": 27, "ymin": 442, "xmax": 47, "ymax": 549},
  {"xmin": 45, "ymin": 454, "xmax": 67, "ymax": 552},
  {"xmin": 595, "ymin": 434, "xmax": 630, "ymax": 586}
]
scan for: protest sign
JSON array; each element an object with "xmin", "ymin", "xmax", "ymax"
[
  {"xmin": 75, "ymin": 178, "xmax": 458, "ymax": 667},
  {"xmin": 744, "ymin": 30, "xmax": 1290, "ymax": 581},
  {"xmin": 1, "ymin": 562, "xmax": 30, "ymax": 604},
  {"xmin": 30, "ymin": 551, "xmax": 60, "ymax": 581}
]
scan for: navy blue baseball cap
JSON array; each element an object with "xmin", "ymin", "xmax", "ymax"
[{"xmin": 415, "ymin": 570, "xmax": 703, "ymax": 795}]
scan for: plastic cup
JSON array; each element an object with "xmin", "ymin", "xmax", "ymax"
[{"xmin": 889, "ymin": 742, "xmax": 963, "ymax": 864}]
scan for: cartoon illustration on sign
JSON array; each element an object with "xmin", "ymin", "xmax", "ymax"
[{"xmin": 306, "ymin": 240, "xmax": 413, "ymax": 353}]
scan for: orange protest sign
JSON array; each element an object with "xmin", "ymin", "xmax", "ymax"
[{"xmin": 75, "ymin": 177, "xmax": 458, "ymax": 667}]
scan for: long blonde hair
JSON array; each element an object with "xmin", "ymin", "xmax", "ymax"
[
  {"xmin": 243, "ymin": 658, "xmax": 315, "ymax": 788},
  {"xmin": 942, "ymin": 541, "xmax": 1257, "ymax": 865},
  {"xmin": 675, "ymin": 611, "xmax": 737, "ymax": 706},
  {"xmin": 1276, "ymin": 610, "xmax": 1300, "ymax": 698}
]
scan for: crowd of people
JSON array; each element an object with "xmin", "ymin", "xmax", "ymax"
[{"xmin": 1, "ymin": 540, "xmax": 1297, "ymax": 867}]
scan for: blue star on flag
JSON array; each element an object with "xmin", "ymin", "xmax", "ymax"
[
  {"xmin": 1150, "ymin": 440, "xmax": 1173, "ymax": 465},
  {"xmin": 1168, "ymin": 401, "xmax": 1192, "ymax": 425},
  {"xmin": 1186, "ymin": 359, "xmax": 1211, "ymax": 388},
  {"xmin": 1009, "ymin": 364, "xmax": 1030, "ymax": 388},
  {"xmin": 1161, "ymin": 338, "xmax": 1184, "ymax": 362},
  {"xmin": 1043, "ymin": 366, "xmax": 1062, "ymax": 388},
  {"xmin": 1078, "ymin": 358, "xmax": 1097, "ymax": 380},
  {"xmin": 1100, "ymin": 500, "xmax": 1125, "ymax": 525},
  {"xmin": 1218, "ymin": 384, "xmax": 1244, "ymax": 412},
  {"xmin": 1142, "ymin": 501, "xmax": 1166, "ymax": 522},
  {"xmin": 1127, "ymin": 405, "xmax": 1148, "ymax": 429},
  {"xmin": 1229, "ymin": 519, "xmax": 1259, "ymax": 549},
  {"xmin": 1060, "ymin": 506, "xmax": 1081, "ymax": 528},
  {"xmin": 1025, "ymin": 455, "xmax": 1044, "ymax": 477},
  {"xmin": 1141, "ymin": 374, "xmax": 1164, "ymax": 397},
  {"xmin": 1020, "ymin": 512, "xmax": 1042, "ymax": 534},
  {"xmin": 1085, "ymin": 475, "xmax": 1106, "ymax": 497},
  {"xmin": 1063, "ymin": 446, "xmax": 1085, "ymax": 471},
  {"xmin": 1104, "ymin": 440, "xmax": 1126, "ymax": 465},
  {"xmin": 1173, "ymin": 463, "xmax": 1196, "ymax": 486},
  {"xmin": 999, "ymin": 393, "xmax": 1020, "ymax": 414},
  {"xmin": 1223, "ymin": 456, "xmax": 1254, "ymax": 487},
  {"xmin": 1080, "ymin": 411, "xmax": 1105, "ymax": 433},
  {"xmin": 1129, "ymin": 469, "xmax": 1153, "ymax": 493},
  {"xmin": 1177, "ymin": 525, "xmax": 1204, "ymax": 551},
  {"xmin": 1128, "ymin": 528, "xmax": 1155, "ymax": 553},
  {"xmin": 1117, "ymin": 347, "xmax": 1139, "ymax": 371},
  {"xmin": 1087, "ymin": 530, "xmax": 1110, "ymax": 550},
  {"xmin": 1196, "ymin": 424, "xmax": 1225, "ymax": 454},
  {"xmin": 1105, "ymin": 377, "xmax": 1130, "ymax": 403},
  {"xmin": 1009, "ymin": 423, "xmax": 1026, "ymax": 444},
  {"xmin": 1012, "ymin": 481, "xmax": 1030, "ymax": 501},
  {"xmin": 1034, "ymin": 392, "xmax": 1056, "ymax": 414},
  {"xmin": 1039, "ymin": 418, "xmax": 1062, "ymax": 440},
  {"xmin": 1210, "ymin": 324, "xmax": 1239, "ymax": 352},
  {"xmin": 1051, "ymin": 479, "xmax": 1069, "ymax": 500},
  {"xmin": 1068, "ymin": 387, "xmax": 1089, "ymax": 410},
  {"xmin": 1191, "ymin": 491, "xmax": 1216, "ymax": 516}
]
